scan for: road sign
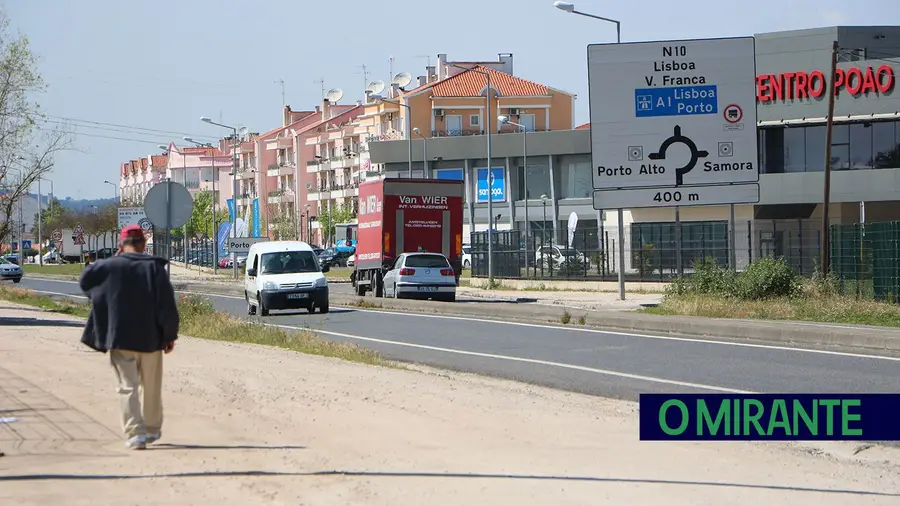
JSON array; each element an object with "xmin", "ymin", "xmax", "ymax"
[
  {"xmin": 118, "ymin": 206, "xmax": 153, "ymax": 232},
  {"xmin": 588, "ymin": 37, "xmax": 759, "ymax": 206},
  {"xmin": 593, "ymin": 183, "xmax": 760, "ymax": 209},
  {"xmin": 144, "ymin": 181, "xmax": 193, "ymax": 230},
  {"xmin": 73, "ymin": 223, "xmax": 85, "ymax": 234},
  {"xmin": 21, "ymin": 240, "xmax": 31, "ymax": 250},
  {"xmin": 73, "ymin": 234, "xmax": 85, "ymax": 246},
  {"xmin": 226, "ymin": 237, "xmax": 269, "ymax": 254},
  {"xmin": 51, "ymin": 229, "xmax": 62, "ymax": 241}
]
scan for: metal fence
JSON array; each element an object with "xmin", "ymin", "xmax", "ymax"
[
  {"xmin": 468, "ymin": 219, "xmax": 837, "ymax": 282},
  {"xmin": 830, "ymin": 220, "xmax": 900, "ymax": 302},
  {"xmin": 148, "ymin": 235, "xmax": 223, "ymax": 272}
]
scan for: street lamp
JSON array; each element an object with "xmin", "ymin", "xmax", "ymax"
[
  {"xmin": 446, "ymin": 63, "xmax": 495, "ymax": 283},
  {"xmin": 368, "ymin": 94, "xmax": 413, "ymax": 177},
  {"xmin": 201, "ymin": 116, "xmax": 240, "ymax": 279},
  {"xmin": 499, "ymin": 114, "xmax": 531, "ymax": 276},
  {"xmin": 102, "ymin": 180, "xmax": 119, "ymax": 201},
  {"xmin": 554, "ymin": 0, "xmax": 624, "ymax": 300},
  {"xmin": 412, "ymin": 128, "xmax": 428, "ymax": 178}
]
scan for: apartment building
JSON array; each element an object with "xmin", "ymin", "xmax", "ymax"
[{"xmin": 119, "ymin": 154, "xmax": 167, "ymax": 205}]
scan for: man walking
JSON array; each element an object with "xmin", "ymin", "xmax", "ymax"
[{"xmin": 79, "ymin": 225, "xmax": 179, "ymax": 450}]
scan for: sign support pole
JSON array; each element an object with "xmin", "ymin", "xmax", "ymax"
[
  {"xmin": 166, "ymin": 177, "xmax": 172, "ymax": 277},
  {"xmin": 675, "ymin": 207, "xmax": 683, "ymax": 277},
  {"xmin": 729, "ymin": 203, "xmax": 737, "ymax": 271}
]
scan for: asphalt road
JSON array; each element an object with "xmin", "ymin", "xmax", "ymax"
[{"xmin": 15, "ymin": 277, "xmax": 900, "ymax": 402}]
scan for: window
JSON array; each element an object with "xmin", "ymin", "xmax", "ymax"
[
  {"xmin": 469, "ymin": 114, "xmax": 480, "ymax": 127},
  {"xmin": 516, "ymin": 163, "xmax": 551, "ymax": 201},
  {"xmin": 849, "ymin": 123, "xmax": 873, "ymax": 169},
  {"xmin": 783, "ymin": 127, "xmax": 806, "ymax": 172},
  {"xmin": 260, "ymin": 251, "xmax": 320, "ymax": 274},
  {"xmin": 804, "ymin": 126, "xmax": 825, "ymax": 172},
  {"xmin": 831, "ymin": 124, "xmax": 850, "ymax": 170},
  {"xmin": 404, "ymin": 254, "xmax": 450, "ymax": 268},
  {"xmin": 873, "ymin": 121, "xmax": 896, "ymax": 168},
  {"xmin": 519, "ymin": 114, "xmax": 536, "ymax": 132},
  {"xmin": 560, "ymin": 159, "xmax": 592, "ymax": 198}
]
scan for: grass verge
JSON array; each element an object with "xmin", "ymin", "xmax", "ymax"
[
  {"xmin": 462, "ymin": 278, "xmax": 664, "ymax": 294},
  {"xmin": 23, "ymin": 263, "xmax": 84, "ymax": 276},
  {"xmin": 644, "ymin": 293, "xmax": 900, "ymax": 328},
  {"xmin": 0, "ymin": 286, "xmax": 391, "ymax": 367}
]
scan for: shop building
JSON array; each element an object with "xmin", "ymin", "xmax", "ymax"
[{"xmin": 369, "ymin": 26, "xmax": 900, "ymax": 274}]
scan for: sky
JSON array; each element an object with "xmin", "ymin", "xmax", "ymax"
[{"xmin": 7, "ymin": 0, "xmax": 899, "ymax": 199}]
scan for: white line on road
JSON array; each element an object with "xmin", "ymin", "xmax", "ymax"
[{"xmin": 26, "ymin": 281, "xmax": 900, "ymax": 362}]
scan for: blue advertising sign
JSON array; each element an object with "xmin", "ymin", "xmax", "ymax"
[
  {"xmin": 436, "ymin": 168, "xmax": 464, "ymax": 181},
  {"xmin": 634, "ymin": 85, "xmax": 719, "ymax": 118},
  {"xmin": 226, "ymin": 198, "xmax": 235, "ymax": 223},
  {"xmin": 252, "ymin": 198, "xmax": 261, "ymax": 237},
  {"xmin": 217, "ymin": 222, "xmax": 231, "ymax": 257},
  {"xmin": 476, "ymin": 168, "xmax": 505, "ymax": 203}
]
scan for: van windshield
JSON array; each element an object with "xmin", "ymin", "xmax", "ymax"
[{"xmin": 260, "ymin": 251, "xmax": 320, "ymax": 274}]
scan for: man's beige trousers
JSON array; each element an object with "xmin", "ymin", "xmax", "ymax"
[{"xmin": 109, "ymin": 350, "xmax": 163, "ymax": 438}]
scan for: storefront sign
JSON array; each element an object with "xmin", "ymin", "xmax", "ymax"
[{"xmin": 756, "ymin": 64, "xmax": 895, "ymax": 102}]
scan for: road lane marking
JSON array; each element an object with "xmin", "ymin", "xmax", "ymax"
[
  {"xmin": 264, "ymin": 323, "xmax": 754, "ymax": 394},
  {"xmin": 23, "ymin": 281, "xmax": 900, "ymax": 362}
]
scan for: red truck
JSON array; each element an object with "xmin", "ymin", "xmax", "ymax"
[{"xmin": 352, "ymin": 178, "xmax": 464, "ymax": 297}]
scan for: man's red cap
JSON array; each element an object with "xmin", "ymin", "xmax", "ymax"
[{"xmin": 119, "ymin": 225, "xmax": 144, "ymax": 242}]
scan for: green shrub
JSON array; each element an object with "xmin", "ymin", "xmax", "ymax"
[
  {"xmin": 666, "ymin": 256, "xmax": 735, "ymax": 297},
  {"xmin": 734, "ymin": 257, "xmax": 799, "ymax": 300},
  {"xmin": 178, "ymin": 293, "xmax": 216, "ymax": 317}
]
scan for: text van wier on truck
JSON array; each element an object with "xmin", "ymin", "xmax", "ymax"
[{"xmin": 352, "ymin": 178, "xmax": 464, "ymax": 298}]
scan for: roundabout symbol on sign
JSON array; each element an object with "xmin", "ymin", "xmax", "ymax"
[
  {"xmin": 648, "ymin": 125, "xmax": 709, "ymax": 186},
  {"xmin": 138, "ymin": 218, "xmax": 153, "ymax": 232},
  {"xmin": 724, "ymin": 104, "xmax": 743, "ymax": 124}
]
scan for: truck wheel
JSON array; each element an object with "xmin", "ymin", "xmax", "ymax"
[
  {"xmin": 374, "ymin": 272, "xmax": 384, "ymax": 298},
  {"xmin": 356, "ymin": 280, "xmax": 366, "ymax": 296}
]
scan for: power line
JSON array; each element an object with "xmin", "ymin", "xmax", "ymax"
[
  {"xmin": 36, "ymin": 114, "xmax": 219, "ymax": 139},
  {"xmin": 40, "ymin": 128, "xmax": 172, "ymax": 146},
  {"xmin": 36, "ymin": 118, "xmax": 194, "ymax": 140}
]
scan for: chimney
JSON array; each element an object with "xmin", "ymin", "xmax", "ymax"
[
  {"xmin": 315, "ymin": 105, "xmax": 321, "ymax": 114},
  {"xmin": 425, "ymin": 65, "xmax": 436, "ymax": 82},
  {"xmin": 417, "ymin": 75, "xmax": 427, "ymax": 87},
  {"xmin": 322, "ymin": 99, "xmax": 331, "ymax": 121},
  {"xmin": 390, "ymin": 83, "xmax": 400, "ymax": 99},
  {"xmin": 437, "ymin": 53, "xmax": 448, "ymax": 79},
  {"xmin": 498, "ymin": 53, "xmax": 513, "ymax": 75},
  {"xmin": 283, "ymin": 105, "xmax": 293, "ymax": 127}
]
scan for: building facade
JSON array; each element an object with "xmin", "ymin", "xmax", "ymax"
[{"xmin": 369, "ymin": 26, "xmax": 900, "ymax": 275}]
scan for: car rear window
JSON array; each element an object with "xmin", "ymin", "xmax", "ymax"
[{"xmin": 405, "ymin": 254, "xmax": 450, "ymax": 268}]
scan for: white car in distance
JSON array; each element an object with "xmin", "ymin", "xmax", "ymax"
[{"xmin": 382, "ymin": 252, "xmax": 457, "ymax": 302}]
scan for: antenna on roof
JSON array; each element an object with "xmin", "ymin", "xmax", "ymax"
[
  {"xmin": 314, "ymin": 77, "xmax": 325, "ymax": 99},
  {"xmin": 355, "ymin": 65, "xmax": 370, "ymax": 100},
  {"xmin": 275, "ymin": 78, "xmax": 285, "ymax": 107},
  {"xmin": 392, "ymin": 72, "xmax": 413, "ymax": 89},
  {"xmin": 325, "ymin": 88, "xmax": 344, "ymax": 103},
  {"xmin": 416, "ymin": 54, "xmax": 431, "ymax": 68},
  {"xmin": 389, "ymin": 55, "xmax": 394, "ymax": 81}
]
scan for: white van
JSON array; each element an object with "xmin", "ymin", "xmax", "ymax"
[{"xmin": 244, "ymin": 241, "xmax": 330, "ymax": 316}]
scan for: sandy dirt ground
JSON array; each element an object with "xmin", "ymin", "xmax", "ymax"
[{"xmin": 1, "ymin": 304, "xmax": 898, "ymax": 506}]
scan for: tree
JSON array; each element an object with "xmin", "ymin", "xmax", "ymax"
[
  {"xmin": 316, "ymin": 203, "xmax": 353, "ymax": 246},
  {"xmin": 0, "ymin": 11, "xmax": 72, "ymax": 244},
  {"xmin": 185, "ymin": 190, "xmax": 227, "ymax": 240},
  {"xmin": 268, "ymin": 203, "xmax": 298, "ymax": 241}
]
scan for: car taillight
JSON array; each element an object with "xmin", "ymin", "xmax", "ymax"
[
  {"xmin": 440, "ymin": 268, "xmax": 454, "ymax": 276},
  {"xmin": 399, "ymin": 268, "xmax": 415, "ymax": 275}
]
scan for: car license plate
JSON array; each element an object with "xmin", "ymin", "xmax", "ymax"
[
  {"xmin": 287, "ymin": 293, "xmax": 308, "ymax": 299},
  {"xmin": 417, "ymin": 287, "xmax": 438, "ymax": 292}
]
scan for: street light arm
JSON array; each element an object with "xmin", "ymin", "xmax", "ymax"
[{"xmin": 572, "ymin": 10, "xmax": 620, "ymax": 25}]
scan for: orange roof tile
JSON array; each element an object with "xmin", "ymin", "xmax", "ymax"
[
  {"xmin": 576, "ymin": 123, "xmax": 590, "ymax": 130},
  {"xmin": 431, "ymin": 65, "xmax": 548, "ymax": 97},
  {"xmin": 150, "ymin": 155, "xmax": 168, "ymax": 167},
  {"xmin": 183, "ymin": 146, "xmax": 219, "ymax": 156},
  {"xmin": 140, "ymin": 158, "xmax": 148, "ymax": 169}
]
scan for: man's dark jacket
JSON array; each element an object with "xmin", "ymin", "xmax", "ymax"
[{"xmin": 79, "ymin": 253, "xmax": 179, "ymax": 353}]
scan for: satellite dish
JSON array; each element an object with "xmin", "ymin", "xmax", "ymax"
[
  {"xmin": 238, "ymin": 126, "xmax": 249, "ymax": 137},
  {"xmin": 366, "ymin": 80, "xmax": 386, "ymax": 94},
  {"xmin": 305, "ymin": 182, "xmax": 313, "ymax": 190},
  {"xmin": 325, "ymin": 88, "xmax": 344, "ymax": 103},
  {"xmin": 392, "ymin": 72, "xmax": 412, "ymax": 88}
]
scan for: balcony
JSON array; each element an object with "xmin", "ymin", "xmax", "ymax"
[
  {"xmin": 267, "ymin": 162, "xmax": 295, "ymax": 177},
  {"xmin": 431, "ymin": 128, "xmax": 484, "ymax": 137},
  {"xmin": 268, "ymin": 188, "xmax": 294, "ymax": 205},
  {"xmin": 329, "ymin": 158, "xmax": 345, "ymax": 170}
]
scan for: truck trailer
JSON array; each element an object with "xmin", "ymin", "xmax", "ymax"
[{"xmin": 352, "ymin": 178, "xmax": 464, "ymax": 297}]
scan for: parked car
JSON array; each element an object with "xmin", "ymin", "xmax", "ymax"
[
  {"xmin": 318, "ymin": 247, "xmax": 351, "ymax": 268},
  {"xmin": 346, "ymin": 253, "xmax": 355, "ymax": 267},
  {"xmin": 535, "ymin": 246, "xmax": 590, "ymax": 270},
  {"xmin": 461, "ymin": 245, "xmax": 471, "ymax": 269},
  {"xmin": 0, "ymin": 256, "xmax": 23, "ymax": 283},
  {"xmin": 382, "ymin": 252, "xmax": 456, "ymax": 302}
]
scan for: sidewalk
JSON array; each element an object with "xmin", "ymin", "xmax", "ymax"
[
  {"xmin": 457, "ymin": 286, "xmax": 663, "ymax": 311},
  {"xmin": 1, "ymin": 304, "xmax": 898, "ymax": 505}
]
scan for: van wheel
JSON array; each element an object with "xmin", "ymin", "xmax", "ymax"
[
  {"xmin": 258, "ymin": 293, "xmax": 269, "ymax": 316},
  {"xmin": 246, "ymin": 292, "xmax": 257, "ymax": 315},
  {"xmin": 319, "ymin": 299, "xmax": 329, "ymax": 314}
]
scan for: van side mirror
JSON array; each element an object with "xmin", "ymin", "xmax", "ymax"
[
  {"xmin": 246, "ymin": 268, "xmax": 257, "ymax": 277},
  {"xmin": 321, "ymin": 264, "xmax": 330, "ymax": 273}
]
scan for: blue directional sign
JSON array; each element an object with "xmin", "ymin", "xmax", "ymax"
[{"xmin": 635, "ymin": 85, "xmax": 719, "ymax": 118}]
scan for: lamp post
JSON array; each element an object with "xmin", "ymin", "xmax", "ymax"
[
  {"xmin": 36, "ymin": 177, "xmax": 53, "ymax": 266},
  {"xmin": 499, "ymin": 115, "xmax": 530, "ymax": 275},
  {"xmin": 201, "ymin": 116, "xmax": 239, "ymax": 279},
  {"xmin": 369, "ymin": 94, "xmax": 413, "ymax": 177},
  {"xmin": 185, "ymin": 136, "xmax": 220, "ymax": 274},
  {"xmin": 412, "ymin": 128, "xmax": 428, "ymax": 178},
  {"xmin": 446, "ymin": 63, "xmax": 494, "ymax": 283},
  {"xmin": 554, "ymin": 0, "xmax": 625, "ymax": 300},
  {"xmin": 102, "ymin": 180, "xmax": 119, "ymax": 202}
]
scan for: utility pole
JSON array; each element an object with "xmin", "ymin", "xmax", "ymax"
[{"xmin": 821, "ymin": 40, "xmax": 839, "ymax": 277}]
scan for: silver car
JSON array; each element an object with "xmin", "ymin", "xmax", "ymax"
[
  {"xmin": 383, "ymin": 253, "xmax": 457, "ymax": 302},
  {"xmin": 0, "ymin": 257, "xmax": 23, "ymax": 283}
]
